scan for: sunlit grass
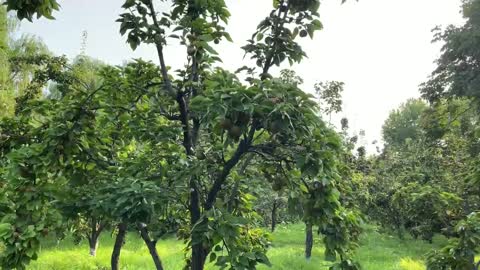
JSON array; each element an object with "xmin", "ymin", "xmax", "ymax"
[
  {"xmin": 399, "ymin": 258, "xmax": 425, "ymax": 270},
  {"xmin": 26, "ymin": 224, "xmax": 451, "ymax": 270}
]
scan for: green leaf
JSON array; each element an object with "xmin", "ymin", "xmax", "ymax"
[
  {"xmin": 311, "ymin": 19, "xmax": 323, "ymax": 31},
  {"xmin": 122, "ymin": 0, "xmax": 136, "ymax": 9},
  {"xmin": 209, "ymin": 252, "xmax": 217, "ymax": 262},
  {"xmin": 293, "ymin": 27, "xmax": 299, "ymax": 39},
  {"xmin": 256, "ymin": 32, "xmax": 264, "ymax": 41},
  {"xmin": 307, "ymin": 25, "xmax": 315, "ymax": 39},
  {"xmin": 0, "ymin": 223, "xmax": 12, "ymax": 237},
  {"xmin": 223, "ymin": 32, "xmax": 233, "ymax": 42},
  {"xmin": 199, "ymin": 34, "xmax": 214, "ymax": 42}
]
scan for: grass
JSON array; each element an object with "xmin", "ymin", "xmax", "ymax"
[{"xmin": 26, "ymin": 224, "xmax": 450, "ymax": 270}]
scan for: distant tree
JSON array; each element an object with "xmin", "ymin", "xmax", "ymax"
[
  {"xmin": 315, "ymin": 80, "xmax": 344, "ymax": 122},
  {"xmin": 420, "ymin": 0, "xmax": 480, "ymax": 267},
  {"xmin": 382, "ymin": 99, "xmax": 427, "ymax": 149}
]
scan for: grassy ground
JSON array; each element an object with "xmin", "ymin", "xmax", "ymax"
[{"xmin": 26, "ymin": 224, "xmax": 451, "ymax": 270}]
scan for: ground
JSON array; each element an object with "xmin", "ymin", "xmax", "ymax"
[{"xmin": 26, "ymin": 224, "xmax": 454, "ymax": 270}]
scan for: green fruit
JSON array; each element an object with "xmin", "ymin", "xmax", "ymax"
[
  {"xmin": 214, "ymin": 39, "xmax": 220, "ymax": 44},
  {"xmin": 299, "ymin": 30, "xmax": 308, "ymax": 38},
  {"xmin": 187, "ymin": 46, "xmax": 196, "ymax": 55},
  {"xmin": 220, "ymin": 118, "xmax": 233, "ymax": 130},
  {"xmin": 228, "ymin": 125, "xmax": 242, "ymax": 138},
  {"xmin": 269, "ymin": 120, "xmax": 283, "ymax": 134}
]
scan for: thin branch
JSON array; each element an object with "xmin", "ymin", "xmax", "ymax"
[{"xmin": 146, "ymin": 1, "xmax": 175, "ymax": 97}]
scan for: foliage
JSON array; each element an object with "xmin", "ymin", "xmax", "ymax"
[
  {"xmin": 2, "ymin": 1, "xmax": 361, "ymax": 270},
  {"xmin": 382, "ymin": 99, "xmax": 427, "ymax": 149},
  {"xmin": 4, "ymin": 0, "xmax": 60, "ymax": 21},
  {"xmin": 426, "ymin": 212, "xmax": 480, "ymax": 270},
  {"xmin": 364, "ymin": 95, "xmax": 479, "ymax": 245},
  {"xmin": 392, "ymin": 183, "xmax": 462, "ymax": 242},
  {"xmin": 417, "ymin": 1, "xmax": 480, "ymax": 268},
  {"xmin": 315, "ymin": 81, "xmax": 344, "ymax": 118}
]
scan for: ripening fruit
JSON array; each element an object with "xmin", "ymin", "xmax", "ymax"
[
  {"xmin": 214, "ymin": 39, "xmax": 220, "ymax": 44},
  {"xmin": 299, "ymin": 30, "xmax": 308, "ymax": 38},
  {"xmin": 187, "ymin": 46, "xmax": 196, "ymax": 55},
  {"xmin": 237, "ymin": 112, "xmax": 250, "ymax": 125},
  {"xmin": 42, "ymin": 228, "xmax": 49, "ymax": 236},
  {"xmin": 280, "ymin": 5, "xmax": 288, "ymax": 12},
  {"xmin": 269, "ymin": 120, "xmax": 283, "ymax": 134},
  {"xmin": 228, "ymin": 125, "xmax": 242, "ymax": 138},
  {"xmin": 219, "ymin": 118, "xmax": 233, "ymax": 130}
]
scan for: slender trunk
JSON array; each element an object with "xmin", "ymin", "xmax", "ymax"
[
  {"xmin": 189, "ymin": 175, "xmax": 207, "ymax": 270},
  {"xmin": 395, "ymin": 215, "xmax": 404, "ymax": 240},
  {"xmin": 88, "ymin": 219, "xmax": 104, "ymax": 257},
  {"xmin": 305, "ymin": 223, "xmax": 313, "ymax": 259},
  {"xmin": 138, "ymin": 223, "xmax": 164, "ymax": 270},
  {"xmin": 111, "ymin": 223, "xmax": 127, "ymax": 270},
  {"xmin": 271, "ymin": 200, "xmax": 277, "ymax": 232},
  {"xmin": 89, "ymin": 237, "xmax": 99, "ymax": 256}
]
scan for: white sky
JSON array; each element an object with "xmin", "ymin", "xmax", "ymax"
[{"xmin": 18, "ymin": 0, "xmax": 465, "ymax": 150}]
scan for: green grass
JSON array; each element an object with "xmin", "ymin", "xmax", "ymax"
[{"xmin": 27, "ymin": 224, "xmax": 449, "ymax": 270}]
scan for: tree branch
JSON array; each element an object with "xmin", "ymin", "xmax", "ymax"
[
  {"xmin": 204, "ymin": 124, "xmax": 257, "ymax": 210},
  {"xmin": 146, "ymin": 0, "xmax": 175, "ymax": 97}
]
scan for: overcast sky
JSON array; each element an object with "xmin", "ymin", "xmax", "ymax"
[{"xmin": 18, "ymin": 0, "xmax": 465, "ymax": 150}]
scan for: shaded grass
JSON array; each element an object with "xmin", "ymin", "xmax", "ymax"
[{"xmin": 27, "ymin": 224, "xmax": 449, "ymax": 270}]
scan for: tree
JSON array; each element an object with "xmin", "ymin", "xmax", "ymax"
[
  {"xmin": 315, "ymin": 80, "xmax": 344, "ymax": 122},
  {"xmin": 418, "ymin": 0, "xmax": 480, "ymax": 267},
  {"xmin": 382, "ymin": 98, "xmax": 427, "ymax": 149},
  {"xmin": 365, "ymin": 96, "xmax": 478, "ymax": 243},
  {"xmin": 3, "ymin": 1, "xmax": 361, "ymax": 270}
]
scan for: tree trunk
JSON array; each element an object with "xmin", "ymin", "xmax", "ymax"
[
  {"xmin": 88, "ymin": 237, "xmax": 99, "ymax": 256},
  {"xmin": 138, "ymin": 223, "xmax": 164, "ymax": 270},
  {"xmin": 87, "ymin": 219, "xmax": 105, "ymax": 257},
  {"xmin": 271, "ymin": 200, "xmax": 277, "ymax": 232},
  {"xmin": 305, "ymin": 223, "xmax": 313, "ymax": 259},
  {"xmin": 111, "ymin": 222, "xmax": 127, "ymax": 270},
  {"xmin": 190, "ymin": 177, "xmax": 208, "ymax": 270},
  {"xmin": 191, "ymin": 243, "xmax": 206, "ymax": 270}
]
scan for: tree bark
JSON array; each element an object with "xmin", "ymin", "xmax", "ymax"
[
  {"xmin": 271, "ymin": 200, "xmax": 277, "ymax": 232},
  {"xmin": 111, "ymin": 222, "xmax": 127, "ymax": 270},
  {"xmin": 189, "ymin": 175, "xmax": 207, "ymax": 270},
  {"xmin": 88, "ymin": 237, "xmax": 99, "ymax": 256},
  {"xmin": 87, "ymin": 219, "xmax": 105, "ymax": 257},
  {"xmin": 138, "ymin": 223, "xmax": 164, "ymax": 270},
  {"xmin": 191, "ymin": 244, "xmax": 206, "ymax": 270},
  {"xmin": 305, "ymin": 223, "xmax": 313, "ymax": 259}
]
